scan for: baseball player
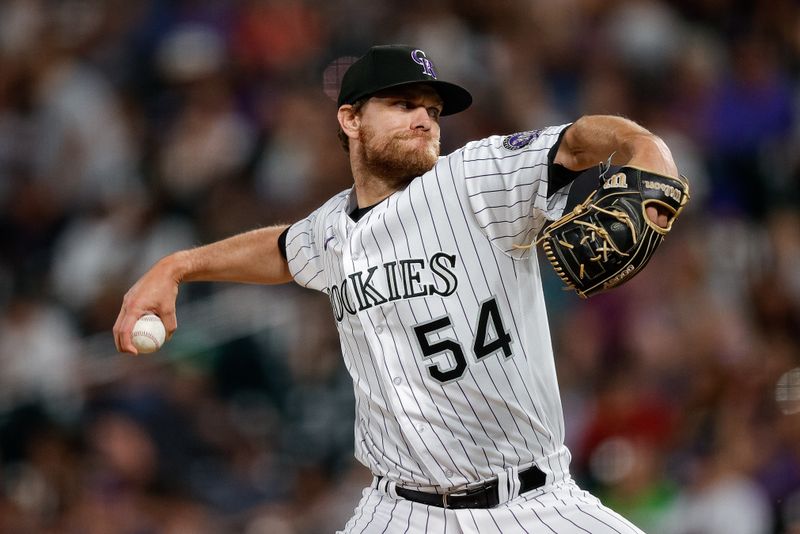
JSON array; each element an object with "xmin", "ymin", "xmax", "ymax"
[{"xmin": 114, "ymin": 45, "xmax": 683, "ymax": 533}]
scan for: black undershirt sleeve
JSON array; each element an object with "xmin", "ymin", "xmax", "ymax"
[
  {"xmin": 546, "ymin": 125, "xmax": 583, "ymax": 198},
  {"xmin": 278, "ymin": 226, "xmax": 289, "ymax": 261}
]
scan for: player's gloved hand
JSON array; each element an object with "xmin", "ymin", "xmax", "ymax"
[
  {"xmin": 646, "ymin": 205, "xmax": 670, "ymax": 228},
  {"xmin": 536, "ymin": 165, "xmax": 689, "ymax": 298}
]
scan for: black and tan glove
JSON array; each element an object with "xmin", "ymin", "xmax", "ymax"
[{"xmin": 537, "ymin": 165, "xmax": 690, "ymax": 298}]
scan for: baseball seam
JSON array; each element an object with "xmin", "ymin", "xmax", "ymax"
[{"xmin": 132, "ymin": 331, "xmax": 161, "ymax": 346}]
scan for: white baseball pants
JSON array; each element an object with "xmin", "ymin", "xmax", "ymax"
[{"xmin": 338, "ymin": 478, "xmax": 645, "ymax": 534}]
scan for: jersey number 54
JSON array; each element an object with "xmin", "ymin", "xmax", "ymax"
[{"xmin": 413, "ymin": 297, "xmax": 513, "ymax": 384}]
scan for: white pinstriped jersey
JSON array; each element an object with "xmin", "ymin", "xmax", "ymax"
[{"xmin": 285, "ymin": 124, "xmax": 573, "ymax": 492}]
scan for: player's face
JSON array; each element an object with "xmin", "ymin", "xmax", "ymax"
[{"xmin": 356, "ymin": 85, "xmax": 443, "ymax": 187}]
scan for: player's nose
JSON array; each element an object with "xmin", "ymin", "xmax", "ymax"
[{"xmin": 411, "ymin": 106, "xmax": 432, "ymax": 131}]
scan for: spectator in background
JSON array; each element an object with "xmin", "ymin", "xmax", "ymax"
[
  {"xmin": 0, "ymin": 1, "xmax": 798, "ymax": 532},
  {"xmin": 703, "ymin": 33, "xmax": 794, "ymax": 218},
  {"xmin": 0, "ymin": 291, "xmax": 82, "ymax": 418}
]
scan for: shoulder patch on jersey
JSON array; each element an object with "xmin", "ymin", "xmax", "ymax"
[{"xmin": 502, "ymin": 129, "xmax": 542, "ymax": 151}]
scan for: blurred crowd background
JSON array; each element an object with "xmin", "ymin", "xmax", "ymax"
[{"xmin": 0, "ymin": 0, "xmax": 799, "ymax": 532}]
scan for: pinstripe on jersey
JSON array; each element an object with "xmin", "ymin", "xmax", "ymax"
[{"xmin": 285, "ymin": 125, "xmax": 574, "ymax": 492}]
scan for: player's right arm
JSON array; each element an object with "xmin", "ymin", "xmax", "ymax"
[{"xmin": 113, "ymin": 224, "xmax": 291, "ymax": 354}]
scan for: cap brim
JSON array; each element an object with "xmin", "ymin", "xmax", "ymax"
[
  {"xmin": 351, "ymin": 80, "xmax": 472, "ymax": 116},
  {"xmin": 428, "ymin": 80, "xmax": 473, "ymax": 116}
]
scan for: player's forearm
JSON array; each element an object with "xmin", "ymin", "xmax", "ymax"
[
  {"xmin": 166, "ymin": 225, "xmax": 293, "ymax": 285},
  {"xmin": 612, "ymin": 130, "xmax": 678, "ymax": 177},
  {"xmin": 557, "ymin": 115, "xmax": 679, "ymax": 177}
]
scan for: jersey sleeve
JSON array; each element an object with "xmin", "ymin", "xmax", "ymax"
[
  {"xmin": 284, "ymin": 209, "xmax": 327, "ymax": 292},
  {"xmin": 460, "ymin": 124, "xmax": 572, "ymax": 255}
]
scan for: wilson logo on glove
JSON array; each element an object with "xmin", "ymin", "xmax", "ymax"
[{"xmin": 602, "ymin": 172, "xmax": 628, "ymax": 189}]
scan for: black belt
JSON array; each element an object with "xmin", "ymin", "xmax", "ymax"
[{"xmin": 378, "ymin": 465, "xmax": 546, "ymax": 509}]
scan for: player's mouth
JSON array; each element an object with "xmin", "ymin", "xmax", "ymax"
[{"xmin": 399, "ymin": 132, "xmax": 438, "ymax": 147}]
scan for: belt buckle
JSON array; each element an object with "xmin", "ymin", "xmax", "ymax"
[
  {"xmin": 441, "ymin": 482, "xmax": 489, "ymax": 509},
  {"xmin": 442, "ymin": 491, "xmax": 451, "ymax": 509},
  {"xmin": 441, "ymin": 488, "xmax": 469, "ymax": 510}
]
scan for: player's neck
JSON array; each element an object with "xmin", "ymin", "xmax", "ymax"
[
  {"xmin": 353, "ymin": 178, "xmax": 396, "ymax": 207},
  {"xmin": 350, "ymin": 158, "xmax": 402, "ymax": 208}
]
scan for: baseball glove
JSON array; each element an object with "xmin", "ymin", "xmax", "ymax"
[{"xmin": 536, "ymin": 165, "xmax": 689, "ymax": 298}]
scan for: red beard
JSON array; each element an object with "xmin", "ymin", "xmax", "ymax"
[{"xmin": 358, "ymin": 125, "xmax": 440, "ymax": 188}]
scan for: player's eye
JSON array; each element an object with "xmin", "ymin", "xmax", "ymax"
[{"xmin": 428, "ymin": 107, "xmax": 442, "ymax": 120}]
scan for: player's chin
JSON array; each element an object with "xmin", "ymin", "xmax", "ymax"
[
  {"xmin": 385, "ymin": 154, "xmax": 437, "ymax": 184},
  {"xmin": 403, "ymin": 148, "xmax": 437, "ymax": 173}
]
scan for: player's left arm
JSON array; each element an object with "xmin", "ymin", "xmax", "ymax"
[
  {"xmin": 554, "ymin": 115, "xmax": 680, "ymax": 226},
  {"xmin": 555, "ymin": 115, "xmax": 678, "ymax": 177}
]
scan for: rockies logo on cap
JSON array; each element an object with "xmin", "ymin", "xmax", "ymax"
[{"xmin": 337, "ymin": 44, "xmax": 472, "ymax": 116}]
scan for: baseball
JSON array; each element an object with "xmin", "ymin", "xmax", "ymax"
[{"xmin": 131, "ymin": 314, "xmax": 166, "ymax": 354}]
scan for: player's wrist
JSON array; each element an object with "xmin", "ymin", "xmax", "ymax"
[{"xmin": 159, "ymin": 250, "xmax": 193, "ymax": 284}]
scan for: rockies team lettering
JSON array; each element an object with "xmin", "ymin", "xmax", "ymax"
[{"xmin": 328, "ymin": 252, "xmax": 459, "ymax": 321}]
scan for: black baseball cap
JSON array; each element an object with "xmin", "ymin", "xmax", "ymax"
[{"xmin": 337, "ymin": 45, "xmax": 472, "ymax": 116}]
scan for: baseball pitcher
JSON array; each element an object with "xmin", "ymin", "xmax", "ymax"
[{"xmin": 115, "ymin": 45, "xmax": 688, "ymax": 533}]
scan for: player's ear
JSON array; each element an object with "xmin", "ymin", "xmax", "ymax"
[{"xmin": 338, "ymin": 104, "xmax": 361, "ymax": 140}]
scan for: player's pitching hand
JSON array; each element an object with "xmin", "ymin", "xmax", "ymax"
[{"xmin": 113, "ymin": 256, "xmax": 181, "ymax": 354}]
